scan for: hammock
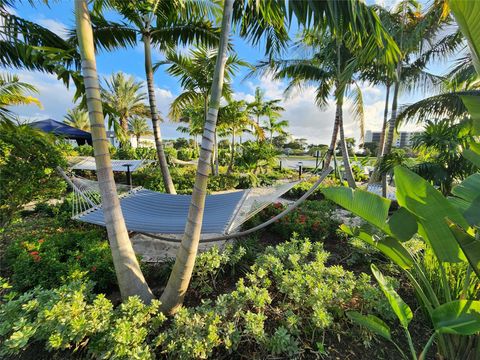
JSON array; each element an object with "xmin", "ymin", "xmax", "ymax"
[{"xmin": 68, "ymin": 156, "xmax": 150, "ymax": 172}]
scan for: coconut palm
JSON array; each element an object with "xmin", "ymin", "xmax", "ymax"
[
  {"xmin": 101, "ymin": 72, "xmax": 149, "ymax": 147},
  {"xmin": 129, "ymin": 117, "xmax": 152, "ymax": 146},
  {"xmin": 0, "ymin": 73, "xmax": 41, "ymax": 122},
  {"xmin": 74, "ymin": 0, "xmax": 153, "ymax": 303},
  {"xmin": 64, "ymin": 107, "xmax": 90, "ymax": 131},
  {"xmin": 160, "ymin": 46, "xmax": 249, "ymax": 175}
]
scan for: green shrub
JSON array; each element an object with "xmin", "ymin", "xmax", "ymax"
[
  {"xmin": 249, "ymin": 200, "xmax": 340, "ymax": 242},
  {"xmin": 0, "ymin": 123, "xmax": 66, "ymax": 227},
  {"xmin": 0, "ymin": 237, "xmax": 391, "ymax": 359},
  {"xmin": 4, "ymin": 216, "xmax": 116, "ymax": 293}
]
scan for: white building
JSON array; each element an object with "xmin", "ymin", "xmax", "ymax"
[{"xmin": 364, "ymin": 130, "xmax": 420, "ymax": 148}]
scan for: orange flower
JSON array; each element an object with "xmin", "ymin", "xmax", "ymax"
[{"xmin": 38, "ymin": 239, "xmax": 45, "ymax": 244}]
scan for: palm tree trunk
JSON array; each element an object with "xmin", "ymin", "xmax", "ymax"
[
  {"xmin": 214, "ymin": 129, "xmax": 219, "ymax": 175},
  {"xmin": 159, "ymin": 0, "xmax": 234, "ymax": 314},
  {"xmin": 136, "ymin": 135, "xmax": 140, "ymax": 146},
  {"xmin": 381, "ymin": 64, "xmax": 402, "ymax": 196},
  {"xmin": 369, "ymin": 82, "xmax": 390, "ymax": 184},
  {"xmin": 75, "ymin": 0, "xmax": 153, "ymax": 303},
  {"xmin": 324, "ymin": 103, "xmax": 340, "ymax": 170},
  {"xmin": 337, "ymin": 100, "xmax": 356, "ymax": 188},
  {"xmin": 143, "ymin": 33, "xmax": 176, "ymax": 194}
]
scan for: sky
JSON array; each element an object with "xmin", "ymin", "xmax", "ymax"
[{"xmin": 5, "ymin": 0, "xmax": 459, "ymax": 145}]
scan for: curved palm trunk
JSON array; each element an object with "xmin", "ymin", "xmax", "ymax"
[
  {"xmin": 368, "ymin": 83, "xmax": 390, "ymax": 184},
  {"xmin": 323, "ymin": 100, "xmax": 341, "ymax": 171},
  {"xmin": 160, "ymin": 0, "xmax": 234, "ymax": 314},
  {"xmin": 336, "ymin": 100, "xmax": 356, "ymax": 188},
  {"xmin": 143, "ymin": 34, "xmax": 176, "ymax": 194},
  {"xmin": 75, "ymin": 0, "xmax": 153, "ymax": 303}
]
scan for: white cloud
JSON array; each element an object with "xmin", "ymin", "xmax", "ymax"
[
  {"xmin": 36, "ymin": 17, "xmax": 69, "ymax": 39},
  {"xmin": 10, "ymin": 70, "xmax": 77, "ymax": 122}
]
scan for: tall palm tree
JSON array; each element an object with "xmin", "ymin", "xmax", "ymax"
[
  {"xmin": 160, "ymin": 46, "xmax": 249, "ymax": 175},
  {"xmin": 74, "ymin": 0, "xmax": 153, "ymax": 303},
  {"xmin": 129, "ymin": 117, "xmax": 152, "ymax": 146},
  {"xmin": 0, "ymin": 73, "xmax": 41, "ymax": 122},
  {"xmin": 247, "ymin": 87, "xmax": 284, "ymax": 126},
  {"xmin": 160, "ymin": 0, "xmax": 396, "ymax": 314},
  {"xmin": 101, "ymin": 72, "xmax": 148, "ymax": 146},
  {"xmin": 160, "ymin": 0, "xmax": 235, "ymax": 314},
  {"xmin": 89, "ymin": 0, "xmax": 219, "ymax": 194},
  {"xmin": 267, "ymin": 29, "xmax": 377, "ymax": 188},
  {"xmin": 63, "ymin": 107, "xmax": 90, "ymax": 131},
  {"xmin": 264, "ymin": 115, "xmax": 289, "ymax": 141}
]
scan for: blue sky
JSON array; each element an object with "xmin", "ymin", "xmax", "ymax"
[{"xmin": 7, "ymin": 0, "xmax": 457, "ymax": 145}]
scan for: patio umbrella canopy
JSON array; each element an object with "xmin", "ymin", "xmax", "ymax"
[{"xmin": 29, "ymin": 119, "xmax": 93, "ymax": 145}]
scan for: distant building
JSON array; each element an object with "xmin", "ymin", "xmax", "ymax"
[
  {"xmin": 106, "ymin": 131, "xmax": 157, "ymax": 148},
  {"xmin": 364, "ymin": 130, "xmax": 420, "ymax": 149}
]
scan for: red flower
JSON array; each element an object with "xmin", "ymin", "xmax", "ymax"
[
  {"xmin": 38, "ymin": 239, "xmax": 45, "ymax": 244},
  {"xmin": 33, "ymin": 255, "xmax": 41, "ymax": 263},
  {"xmin": 273, "ymin": 202, "xmax": 283, "ymax": 209},
  {"xmin": 29, "ymin": 251, "xmax": 39, "ymax": 256},
  {"xmin": 91, "ymin": 266, "xmax": 97, "ymax": 272}
]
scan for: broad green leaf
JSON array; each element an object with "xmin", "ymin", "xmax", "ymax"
[
  {"xmin": 323, "ymin": 187, "xmax": 417, "ymax": 241},
  {"xmin": 462, "ymin": 142, "xmax": 480, "ymax": 168},
  {"xmin": 341, "ymin": 225, "xmax": 414, "ymax": 270},
  {"xmin": 346, "ymin": 311, "xmax": 391, "ymax": 340},
  {"xmin": 432, "ymin": 300, "xmax": 480, "ymax": 335},
  {"xmin": 448, "ymin": 222, "xmax": 480, "ymax": 278},
  {"xmin": 450, "ymin": 173, "xmax": 480, "ymax": 227},
  {"xmin": 394, "ymin": 166, "xmax": 467, "ymax": 263},
  {"xmin": 322, "ymin": 187, "xmax": 390, "ymax": 230},
  {"xmin": 449, "ymin": 0, "xmax": 480, "ymax": 75},
  {"xmin": 460, "ymin": 95, "xmax": 480, "ymax": 135},
  {"xmin": 385, "ymin": 207, "xmax": 418, "ymax": 242},
  {"xmin": 371, "ymin": 264, "xmax": 413, "ymax": 329}
]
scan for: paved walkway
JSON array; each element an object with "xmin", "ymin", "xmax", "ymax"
[{"xmin": 131, "ymin": 233, "xmax": 229, "ymax": 262}]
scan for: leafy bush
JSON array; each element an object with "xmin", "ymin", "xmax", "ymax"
[
  {"xmin": 0, "ymin": 123, "xmax": 66, "ymax": 227},
  {"xmin": 248, "ymin": 200, "xmax": 340, "ymax": 242},
  {"xmin": 3, "ymin": 216, "xmax": 116, "ymax": 293},
  {"xmin": 0, "ymin": 237, "xmax": 392, "ymax": 359}
]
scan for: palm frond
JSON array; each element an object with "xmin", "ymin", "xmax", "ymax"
[{"xmin": 349, "ymin": 82, "xmax": 365, "ymax": 144}]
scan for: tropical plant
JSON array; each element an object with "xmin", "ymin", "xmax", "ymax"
[
  {"xmin": 101, "ymin": 72, "xmax": 149, "ymax": 146},
  {"xmin": 263, "ymin": 115, "xmax": 289, "ymax": 141},
  {"xmin": 129, "ymin": 117, "xmax": 152, "ymax": 147},
  {"xmin": 323, "ymin": 166, "xmax": 480, "ymax": 359},
  {"xmin": 159, "ymin": 46, "xmax": 249, "ymax": 175},
  {"xmin": 0, "ymin": 73, "xmax": 41, "ymax": 122},
  {"xmin": 0, "ymin": 122, "xmax": 65, "ymax": 227},
  {"xmin": 265, "ymin": 26, "xmax": 384, "ymax": 188},
  {"xmin": 247, "ymin": 87, "xmax": 284, "ymax": 129},
  {"xmin": 63, "ymin": 107, "xmax": 90, "ymax": 131},
  {"xmin": 74, "ymin": 0, "xmax": 153, "ymax": 303},
  {"xmin": 410, "ymin": 119, "xmax": 476, "ymax": 194}
]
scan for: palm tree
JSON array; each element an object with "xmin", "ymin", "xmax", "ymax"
[
  {"xmin": 264, "ymin": 115, "xmax": 289, "ymax": 141},
  {"xmin": 0, "ymin": 73, "xmax": 41, "ymax": 122},
  {"xmin": 411, "ymin": 119, "xmax": 475, "ymax": 195},
  {"xmin": 160, "ymin": 0, "xmax": 235, "ymax": 314},
  {"xmin": 372, "ymin": 1, "xmax": 461, "ymax": 192},
  {"xmin": 89, "ymin": 0, "xmax": 219, "ymax": 194},
  {"xmin": 160, "ymin": 46, "xmax": 249, "ymax": 175},
  {"xmin": 267, "ymin": 29, "xmax": 378, "ymax": 188},
  {"xmin": 217, "ymin": 100, "xmax": 262, "ymax": 172},
  {"xmin": 129, "ymin": 117, "xmax": 152, "ymax": 146},
  {"xmin": 63, "ymin": 107, "xmax": 90, "ymax": 131},
  {"xmin": 160, "ymin": 0, "xmax": 396, "ymax": 314},
  {"xmin": 101, "ymin": 72, "xmax": 149, "ymax": 147},
  {"xmin": 74, "ymin": 0, "xmax": 153, "ymax": 303},
  {"xmin": 247, "ymin": 87, "xmax": 284, "ymax": 126}
]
